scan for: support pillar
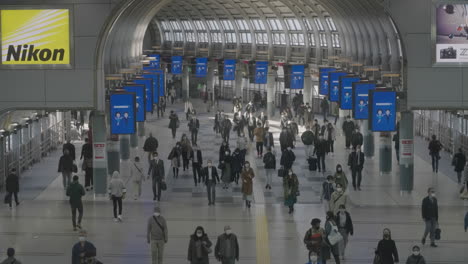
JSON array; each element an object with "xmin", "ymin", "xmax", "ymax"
[
  {"xmin": 120, "ymin": 135, "xmax": 130, "ymax": 160},
  {"xmin": 0, "ymin": 137, "xmax": 4, "ymax": 191},
  {"xmin": 137, "ymin": 122, "xmax": 145, "ymax": 137},
  {"xmin": 130, "ymin": 130, "xmax": 138, "ymax": 148},
  {"xmin": 235, "ymin": 64, "xmax": 243, "ymax": 98},
  {"xmin": 267, "ymin": 70, "xmax": 276, "ymax": 118},
  {"xmin": 452, "ymin": 114, "xmax": 461, "ymax": 154},
  {"xmin": 91, "ymin": 112, "xmax": 108, "ymax": 195},
  {"xmin": 207, "ymin": 62, "xmax": 216, "ymax": 110},
  {"xmin": 182, "ymin": 65, "xmax": 190, "ymax": 101},
  {"xmin": 362, "ymin": 120, "xmax": 375, "ymax": 158},
  {"xmin": 400, "ymin": 111, "xmax": 414, "ymax": 192},
  {"xmin": 379, "ymin": 132, "xmax": 392, "ymax": 174},
  {"xmin": 303, "ymin": 68, "xmax": 312, "ymax": 107}
]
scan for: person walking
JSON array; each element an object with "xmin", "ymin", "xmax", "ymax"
[
  {"xmin": 324, "ymin": 211, "xmax": 341, "ymax": 264},
  {"xmin": 428, "ymin": 135, "xmax": 442, "ymax": 173},
  {"xmin": 0, "ymin": 248, "xmax": 22, "ymax": 264},
  {"xmin": 189, "ymin": 115, "xmax": 200, "ymax": 144},
  {"xmin": 452, "ymin": 148, "xmax": 466, "ymax": 184},
  {"xmin": 58, "ymin": 149, "xmax": 75, "ymax": 189},
  {"xmin": 148, "ymin": 152, "xmax": 165, "ymax": 201},
  {"xmin": 333, "ymin": 164, "xmax": 348, "ymax": 191},
  {"xmin": 348, "ymin": 146, "xmax": 365, "ymax": 191},
  {"xmin": 329, "ymin": 183, "xmax": 347, "ymax": 215},
  {"xmin": 342, "ymin": 116, "xmax": 355, "ymax": 149},
  {"xmin": 231, "ymin": 148, "xmax": 243, "ymax": 185},
  {"xmin": 393, "ymin": 132, "xmax": 400, "ymax": 164},
  {"xmin": 301, "ymin": 126, "xmax": 315, "ymax": 159},
  {"xmin": 263, "ymin": 126, "xmax": 274, "ymax": 150},
  {"xmin": 263, "ymin": 147, "xmax": 276, "ymax": 190},
  {"xmin": 169, "ymin": 111, "xmax": 179, "ymax": 139},
  {"xmin": 321, "ymin": 175, "xmax": 335, "ymax": 213},
  {"xmin": 280, "ymin": 147, "xmax": 296, "ymax": 171},
  {"xmin": 320, "ymin": 97, "xmax": 330, "ymax": 121},
  {"xmin": 375, "ymin": 228, "xmax": 399, "ymax": 264},
  {"xmin": 253, "ymin": 122, "xmax": 265, "ymax": 157},
  {"xmin": 314, "ymin": 134, "xmax": 327, "ymax": 173},
  {"xmin": 421, "ymin": 187, "xmax": 438, "ymax": 247},
  {"xmin": 191, "ymin": 144, "xmax": 204, "ymax": 186},
  {"xmin": 279, "ymin": 127, "xmax": 294, "ymax": 152},
  {"xmin": 180, "ymin": 134, "xmax": 192, "ymax": 173},
  {"xmin": 5, "ymin": 168, "xmax": 20, "ymax": 209},
  {"xmin": 72, "ymin": 230, "xmax": 96, "ymax": 264},
  {"xmin": 147, "ymin": 207, "xmax": 168, "ymax": 264},
  {"xmin": 284, "ymin": 169, "xmax": 299, "ymax": 214},
  {"xmin": 350, "ymin": 128, "xmax": 363, "ymax": 150},
  {"xmin": 187, "ymin": 226, "xmax": 213, "ymax": 264},
  {"xmin": 63, "ymin": 139, "xmax": 76, "ymax": 160},
  {"xmin": 168, "ymin": 143, "xmax": 181, "ymax": 179},
  {"xmin": 326, "ymin": 122, "xmax": 336, "ymax": 156},
  {"xmin": 131, "ymin": 156, "xmax": 145, "ymax": 200},
  {"xmin": 335, "ymin": 205, "xmax": 353, "ymax": 260},
  {"xmin": 144, "ymin": 133, "xmax": 159, "ymax": 165},
  {"xmin": 222, "ymin": 116, "xmax": 233, "ymax": 143},
  {"xmin": 247, "ymin": 113, "xmax": 257, "ymax": 142},
  {"xmin": 405, "ymin": 245, "xmax": 426, "ymax": 264},
  {"xmin": 81, "ymin": 138, "xmax": 94, "ymax": 191},
  {"xmin": 204, "ymin": 160, "xmax": 220, "ymax": 205},
  {"xmin": 215, "ymin": 225, "xmax": 240, "ymax": 264},
  {"xmin": 66, "ymin": 175, "xmax": 85, "ymax": 231},
  {"xmin": 108, "ymin": 171, "xmax": 126, "ymax": 222},
  {"xmin": 236, "ymin": 134, "xmax": 248, "ymax": 164},
  {"xmin": 304, "ymin": 218, "xmax": 329, "ymax": 264},
  {"xmin": 221, "ymin": 150, "xmax": 233, "ymax": 190},
  {"xmin": 241, "ymin": 161, "xmax": 255, "ymax": 209}
]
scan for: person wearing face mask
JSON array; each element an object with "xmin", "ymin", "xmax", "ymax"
[
  {"xmin": 131, "ymin": 156, "xmax": 145, "ymax": 200},
  {"xmin": 313, "ymin": 134, "xmax": 327, "ymax": 173},
  {"xmin": 72, "ymin": 230, "xmax": 96, "ymax": 264},
  {"xmin": 215, "ymin": 226, "xmax": 240, "ymax": 264},
  {"xmin": 221, "ymin": 151, "xmax": 233, "ymax": 190},
  {"xmin": 348, "ymin": 146, "xmax": 365, "ymax": 191},
  {"xmin": 335, "ymin": 205, "xmax": 353, "ymax": 260},
  {"xmin": 236, "ymin": 134, "xmax": 248, "ymax": 164},
  {"xmin": 405, "ymin": 245, "xmax": 426, "ymax": 264},
  {"xmin": 301, "ymin": 126, "xmax": 315, "ymax": 159},
  {"xmin": 351, "ymin": 128, "xmax": 363, "ymax": 150},
  {"xmin": 305, "ymin": 107, "xmax": 314, "ymax": 127},
  {"xmin": 67, "ymin": 175, "xmax": 85, "ymax": 231},
  {"xmin": 329, "ymin": 183, "xmax": 348, "ymax": 215},
  {"xmin": 108, "ymin": 171, "xmax": 127, "ymax": 222},
  {"xmin": 304, "ymin": 218, "xmax": 329, "ymax": 264},
  {"xmin": 188, "ymin": 226, "xmax": 212, "ymax": 264},
  {"xmin": 375, "ymin": 228, "xmax": 399, "ymax": 264},
  {"xmin": 191, "ymin": 144, "xmax": 204, "ymax": 187},
  {"xmin": 253, "ymin": 122, "xmax": 265, "ymax": 157},
  {"xmin": 168, "ymin": 143, "xmax": 181, "ymax": 179},
  {"xmin": 324, "ymin": 211, "xmax": 341, "ymax": 264},
  {"xmin": 263, "ymin": 147, "xmax": 276, "ymax": 189},
  {"xmin": 147, "ymin": 207, "xmax": 168, "ymax": 264},
  {"xmin": 204, "ymin": 160, "xmax": 220, "ymax": 205},
  {"xmin": 342, "ymin": 116, "xmax": 355, "ymax": 150},
  {"xmin": 222, "ymin": 115, "xmax": 233, "ymax": 143},
  {"xmin": 283, "ymin": 169, "xmax": 299, "ymax": 214},
  {"xmin": 168, "ymin": 110, "xmax": 179, "ymax": 139},
  {"xmin": 180, "ymin": 134, "xmax": 193, "ymax": 172},
  {"xmin": 280, "ymin": 147, "xmax": 296, "ymax": 171},
  {"xmin": 247, "ymin": 112, "xmax": 257, "ymax": 142},
  {"xmin": 241, "ymin": 161, "xmax": 255, "ymax": 208},
  {"xmin": 279, "ymin": 127, "xmax": 294, "ymax": 152},
  {"xmin": 231, "ymin": 148, "xmax": 243, "ymax": 185},
  {"xmin": 333, "ymin": 164, "xmax": 348, "ymax": 191},
  {"xmin": 219, "ymin": 141, "xmax": 231, "ymax": 162},
  {"xmin": 189, "ymin": 115, "xmax": 201, "ymax": 144},
  {"xmin": 321, "ymin": 175, "xmax": 335, "ymax": 213},
  {"xmin": 421, "ymin": 187, "xmax": 438, "ymax": 247},
  {"xmin": 148, "ymin": 152, "xmax": 165, "ymax": 201}
]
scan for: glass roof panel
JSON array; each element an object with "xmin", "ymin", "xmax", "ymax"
[{"xmin": 314, "ymin": 17, "xmax": 325, "ymax": 31}]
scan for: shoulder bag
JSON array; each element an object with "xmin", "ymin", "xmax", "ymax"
[
  {"xmin": 327, "ymin": 222, "xmax": 343, "ymax": 246},
  {"xmin": 153, "ymin": 216, "xmax": 165, "ymax": 233}
]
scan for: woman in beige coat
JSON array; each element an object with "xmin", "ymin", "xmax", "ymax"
[
  {"xmin": 241, "ymin": 161, "xmax": 255, "ymax": 208},
  {"xmin": 329, "ymin": 183, "xmax": 348, "ymax": 215}
]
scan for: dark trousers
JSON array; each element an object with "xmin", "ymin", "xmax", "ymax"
[
  {"xmin": 182, "ymin": 152, "xmax": 189, "ymax": 170},
  {"xmin": 7, "ymin": 192, "xmax": 18, "ymax": 207},
  {"xmin": 207, "ymin": 180, "xmax": 216, "ymax": 204},
  {"xmin": 191, "ymin": 131, "xmax": 198, "ymax": 144},
  {"xmin": 351, "ymin": 169, "xmax": 363, "ymax": 188},
  {"xmin": 395, "ymin": 148, "xmax": 400, "ymax": 164},
  {"xmin": 112, "ymin": 196, "xmax": 123, "ymax": 218},
  {"xmin": 317, "ymin": 154, "xmax": 326, "ymax": 172},
  {"xmin": 152, "ymin": 179, "xmax": 162, "ymax": 201},
  {"xmin": 192, "ymin": 163, "xmax": 202, "ymax": 186},
  {"xmin": 223, "ymin": 131, "xmax": 230, "ymax": 142},
  {"xmin": 327, "ymin": 140, "xmax": 334, "ymax": 153},
  {"xmin": 171, "ymin": 128, "xmax": 177, "ymax": 139},
  {"xmin": 85, "ymin": 168, "xmax": 93, "ymax": 188},
  {"xmin": 248, "ymin": 127, "xmax": 255, "ymax": 141},
  {"xmin": 431, "ymin": 153, "xmax": 439, "ymax": 172},
  {"xmin": 256, "ymin": 142, "xmax": 263, "ymax": 156},
  {"xmin": 71, "ymin": 203, "xmax": 83, "ymax": 228},
  {"xmin": 345, "ymin": 135, "xmax": 351, "ymax": 149}
]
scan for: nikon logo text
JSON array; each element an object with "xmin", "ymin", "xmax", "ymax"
[{"xmin": 6, "ymin": 45, "xmax": 65, "ymax": 62}]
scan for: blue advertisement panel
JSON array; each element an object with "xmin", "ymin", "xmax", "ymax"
[
  {"xmin": 352, "ymin": 82, "xmax": 376, "ymax": 120},
  {"xmin": 144, "ymin": 69, "xmax": 165, "ymax": 97},
  {"xmin": 195, "ymin": 57, "xmax": 208, "ymax": 78},
  {"xmin": 224, "ymin": 59, "xmax": 236, "ymax": 80},
  {"xmin": 328, "ymin": 71, "xmax": 348, "ymax": 102},
  {"xmin": 149, "ymin": 54, "xmax": 160, "ymax": 68},
  {"xmin": 369, "ymin": 90, "xmax": 397, "ymax": 132},
  {"xmin": 123, "ymin": 85, "xmax": 145, "ymax": 122},
  {"xmin": 171, "ymin": 56, "xmax": 183, "ymax": 74},
  {"xmin": 255, "ymin": 61, "xmax": 268, "ymax": 84},
  {"xmin": 319, "ymin": 67, "xmax": 336, "ymax": 95},
  {"xmin": 159, "ymin": 71, "xmax": 165, "ymax": 97},
  {"xmin": 134, "ymin": 78, "xmax": 154, "ymax": 111},
  {"xmin": 110, "ymin": 93, "xmax": 136, "ymax": 135},
  {"xmin": 339, "ymin": 76, "xmax": 360, "ymax": 110},
  {"xmin": 290, "ymin": 65, "xmax": 305, "ymax": 89}
]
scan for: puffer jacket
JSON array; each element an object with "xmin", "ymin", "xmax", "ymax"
[
  {"xmin": 405, "ymin": 255, "xmax": 426, "ymax": 264},
  {"xmin": 108, "ymin": 171, "xmax": 126, "ymax": 197}
]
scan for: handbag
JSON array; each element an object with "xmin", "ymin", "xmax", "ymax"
[
  {"xmin": 327, "ymin": 223, "xmax": 343, "ymax": 245},
  {"xmin": 435, "ymin": 226, "xmax": 441, "ymax": 240},
  {"xmin": 72, "ymin": 163, "xmax": 78, "ymax": 173},
  {"xmin": 277, "ymin": 168, "xmax": 285, "ymax": 177},
  {"xmin": 3, "ymin": 194, "xmax": 11, "ymax": 204},
  {"xmin": 203, "ymin": 242, "xmax": 213, "ymax": 254},
  {"xmin": 373, "ymin": 252, "xmax": 382, "ymax": 264},
  {"xmin": 160, "ymin": 181, "xmax": 167, "ymax": 191}
]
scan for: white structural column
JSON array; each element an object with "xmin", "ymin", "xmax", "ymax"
[
  {"xmin": 182, "ymin": 65, "xmax": 190, "ymax": 101},
  {"xmin": 235, "ymin": 63, "xmax": 243, "ymax": 98},
  {"xmin": 362, "ymin": 120, "xmax": 375, "ymax": 158},
  {"xmin": 303, "ymin": 67, "xmax": 312, "ymax": 107},
  {"xmin": 267, "ymin": 68, "xmax": 277, "ymax": 118}
]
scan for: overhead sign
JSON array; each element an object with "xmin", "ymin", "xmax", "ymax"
[
  {"xmin": 123, "ymin": 85, "xmax": 145, "ymax": 122},
  {"xmin": 435, "ymin": 4, "xmax": 468, "ymax": 64},
  {"xmin": 110, "ymin": 93, "xmax": 136, "ymax": 134},
  {"xmin": 290, "ymin": 65, "xmax": 305, "ymax": 89},
  {"xmin": 255, "ymin": 61, "xmax": 268, "ymax": 84},
  {"xmin": 171, "ymin": 56, "xmax": 182, "ymax": 74},
  {"xmin": 134, "ymin": 78, "xmax": 154, "ymax": 110},
  {"xmin": 224, "ymin": 59, "xmax": 236, "ymax": 80},
  {"xmin": 1, "ymin": 9, "xmax": 71, "ymax": 65},
  {"xmin": 352, "ymin": 82, "xmax": 376, "ymax": 120},
  {"xmin": 149, "ymin": 54, "xmax": 160, "ymax": 68},
  {"xmin": 195, "ymin": 57, "xmax": 208, "ymax": 77},
  {"xmin": 369, "ymin": 90, "xmax": 397, "ymax": 132},
  {"xmin": 339, "ymin": 76, "xmax": 360, "ymax": 110},
  {"xmin": 319, "ymin": 67, "xmax": 336, "ymax": 95},
  {"xmin": 328, "ymin": 71, "xmax": 348, "ymax": 102}
]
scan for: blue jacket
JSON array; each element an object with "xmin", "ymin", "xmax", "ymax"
[
  {"xmin": 72, "ymin": 241, "xmax": 96, "ymax": 264},
  {"xmin": 465, "ymin": 212, "xmax": 468, "ymax": 232}
]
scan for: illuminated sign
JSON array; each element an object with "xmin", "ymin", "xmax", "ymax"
[
  {"xmin": 171, "ymin": 56, "xmax": 182, "ymax": 74},
  {"xmin": 110, "ymin": 93, "xmax": 136, "ymax": 134},
  {"xmin": 134, "ymin": 78, "xmax": 154, "ymax": 111},
  {"xmin": 1, "ymin": 9, "xmax": 71, "ymax": 65},
  {"xmin": 195, "ymin": 57, "xmax": 208, "ymax": 77},
  {"xmin": 290, "ymin": 65, "xmax": 305, "ymax": 89},
  {"xmin": 328, "ymin": 71, "xmax": 347, "ymax": 102},
  {"xmin": 339, "ymin": 76, "xmax": 360, "ymax": 110},
  {"xmin": 224, "ymin": 59, "xmax": 236, "ymax": 80},
  {"xmin": 255, "ymin": 61, "xmax": 268, "ymax": 84},
  {"xmin": 149, "ymin": 54, "xmax": 160, "ymax": 68},
  {"xmin": 123, "ymin": 85, "xmax": 145, "ymax": 122},
  {"xmin": 319, "ymin": 67, "xmax": 336, "ymax": 95},
  {"xmin": 435, "ymin": 4, "xmax": 468, "ymax": 64},
  {"xmin": 352, "ymin": 82, "xmax": 376, "ymax": 120},
  {"xmin": 369, "ymin": 90, "xmax": 397, "ymax": 132}
]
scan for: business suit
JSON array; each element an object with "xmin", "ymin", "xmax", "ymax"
[
  {"xmin": 203, "ymin": 166, "xmax": 220, "ymax": 205},
  {"xmin": 348, "ymin": 150, "xmax": 365, "ymax": 190},
  {"xmin": 190, "ymin": 149, "xmax": 203, "ymax": 186},
  {"xmin": 148, "ymin": 159, "xmax": 165, "ymax": 201}
]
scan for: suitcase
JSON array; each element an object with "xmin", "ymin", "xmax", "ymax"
[{"xmin": 308, "ymin": 157, "xmax": 318, "ymax": 171}]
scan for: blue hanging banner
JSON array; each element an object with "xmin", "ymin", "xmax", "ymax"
[
  {"xmin": 290, "ymin": 65, "xmax": 305, "ymax": 89},
  {"xmin": 133, "ymin": 78, "xmax": 154, "ymax": 112},
  {"xmin": 319, "ymin": 67, "xmax": 336, "ymax": 95},
  {"xmin": 328, "ymin": 71, "xmax": 348, "ymax": 102},
  {"xmin": 339, "ymin": 76, "xmax": 360, "ymax": 110},
  {"xmin": 369, "ymin": 90, "xmax": 397, "ymax": 132},
  {"xmin": 352, "ymin": 82, "xmax": 376, "ymax": 120},
  {"xmin": 224, "ymin": 59, "xmax": 236, "ymax": 80},
  {"xmin": 195, "ymin": 57, "xmax": 208, "ymax": 78},
  {"xmin": 110, "ymin": 93, "xmax": 136, "ymax": 135},
  {"xmin": 149, "ymin": 54, "xmax": 160, "ymax": 68},
  {"xmin": 123, "ymin": 85, "xmax": 145, "ymax": 122},
  {"xmin": 171, "ymin": 56, "xmax": 183, "ymax": 74},
  {"xmin": 255, "ymin": 61, "xmax": 268, "ymax": 84},
  {"xmin": 144, "ymin": 68, "xmax": 165, "ymax": 97}
]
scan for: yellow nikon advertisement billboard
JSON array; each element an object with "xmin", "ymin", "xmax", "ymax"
[{"xmin": 1, "ymin": 9, "xmax": 70, "ymax": 65}]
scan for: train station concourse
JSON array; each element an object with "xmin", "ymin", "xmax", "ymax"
[{"xmin": 0, "ymin": 0, "xmax": 468, "ymax": 263}]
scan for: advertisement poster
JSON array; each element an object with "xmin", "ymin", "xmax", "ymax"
[
  {"xmin": 149, "ymin": 54, "xmax": 160, "ymax": 68},
  {"xmin": 369, "ymin": 90, "xmax": 397, "ymax": 132},
  {"xmin": 255, "ymin": 61, "xmax": 268, "ymax": 84},
  {"xmin": 171, "ymin": 56, "xmax": 183, "ymax": 74},
  {"xmin": 435, "ymin": 4, "xmax": 468, "ymax": 63},
  {"xmin": 123, "ymin": 85, "xmax": 145, "ymax": 122},
  {"xmin": 224, "ymin": 59, "xmax": 236, "ymax": 80},
  {"xmin": 135, "ymin": 78, "xmax": 155, "ymax": 110},
  {"xmin": 195, "ymin": 57, "xmax": 208, "ymax": 77},
  {"xmin": 319, "ymin": 67, "xmax": 336, "ymax": 95},
  {"xmin": 290, "ymin": 65, "xmax": 305, "ymax": 89},
  {"xmin": 110, "ymin": 93, "xmax": 136, "ymax": 134},
  {"xmin": 339, "ymin": 76, "xmax": 360, "ymax": 110},
  {"xmin": 352, "ymin": 82, "xmax": 376, "ymax": 120},
  {"xmin": 328, "ymin": 71, "xmax": 348, "ymax": 102}
]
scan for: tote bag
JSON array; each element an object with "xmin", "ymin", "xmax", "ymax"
[{"xmin": 327, "ymin": 223, "xmax": 343, "ymax": 246}]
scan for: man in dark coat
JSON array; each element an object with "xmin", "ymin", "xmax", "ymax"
[
  {"xmin": 80, "ymin": 138, "xmax": 93, "ymax": 160},
  {"xmin": 215, "ymin": 225, "xmax": 240, "ymax": 264},
  {"xmin": 301, "ymin": 126, "xmax": 315, "ymax": 159},
  {"xmin": 421, "ymin": 187, "xmax": 438, "ymax": 247},
  {"xmin": 348, "ymin": 146, "xmax": 365, "ymax": 191},
  {"xmin": 279, "ymin": 128, "xmax": 294, "ymax": 152},
  {"xmin": 188, "ymin": 116, "xmax": 200, "ymax": 144},
  {"xmin": 314, "ymin": 134, "xmax": 327, "ymax": 173},
  {"xmin": 58, "ymin": 149, "xmax": 75, "ymax": 189},
  {"xmin": 148, "ymin": 152, "xmax": 165, "ymax": 201},
  {"xmin": 66, "ymin": 176, "xmax": 85, "ymax": 231},
  {"xmin": 222, "ymin": 116, "xmax": 233, "ymax": 143},
  {"xmin": 320, "ymin": 96, "xmax": 330, "ymax": 121},
  {"xmin": 72, "ymin": 230, "xmax": 96, "ymax": 264},
  {"xmin": 143, "ymin": 133, "xmax": 159, "ymax": 165},
  {"xmin": 5, "ymin": 168, "xmax": 20, "ymax": 208},
  {"xmin": 453, "ymin": 148, "xmax": 467, "ymax": 183},
  {"xmin": 63, "ymin": 139, "xmax": 76, "ymax": 160},
  {"xmin": 169, "ymin": 111, "xmax": 179, "ymax": 139},
  {"xmin": 204, "ymin": 161, "xmax": 220, "ymax": 205},
  {"xmin": 350, "ymin": 128, "xmax": 363, "ymax": 150},
  {"xmin": 342, "ymin": 116, "xmax": 355, "ymax": 149},
  {"xmin": 280, "ymin": 147, "xmax": 296, "ymax": 170},
  {"xmin": 428, "ymin": 135, "xmax": 442, "ymax": 173},
  {"xmin": 190, "ymin": 144, "xmax": 203, "ymax": 186}
]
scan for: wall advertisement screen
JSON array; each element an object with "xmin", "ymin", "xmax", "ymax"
[
  {"xmin": 135, "ymin": 77, "xmax": 155, "ymax": 109},
  {"xmin": 255, "ymin": 61, "xmax": 268, "ymax": 84},
  {"xmin": 328, "ymin": 71, "xmax": 348, "ymax": 102},
  {"xmin": 369, "ymin": 90, "xmax": 397, "ymax": 132},
  {"xmin": 352, "ymin": 82, "xmax": 376, "ymax": 120},
  {"xmin": 171, "ymin": 56, "xmax": 183, "ymax": 74},
  {"xmin": 224, "ymin": 59, "xmax": 236, "ymax": 80},
  {"xmin": 339, "ymin": 76, "xmax": 360, "ymax": 110},
  {"xmin": 123, "ymin": 85, "xmax": 145, "ymax": 122},
  {"xmin": 149, "ymin": 54, "xmax": 160, "ymax": 68},
  {"xmin": 319, "ymin": 67, "xmax": 336, "ymax": 95},
  {"xmin": 195, "ymin": 57, "xmax": 208, "ymax": 77},
  {"xmin": 110, "ymin": 93, "xmax": 136, "ymax": 135},
  {"xmin": 435, "ymin": 4, "xmax": 468, "ymax": 63},
  {"xmin": 290, "ymin": 65, "xmax": 305, "ymax": 89}
]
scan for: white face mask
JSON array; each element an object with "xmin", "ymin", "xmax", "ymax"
[
  {"xmin": 79, "ymin": 236, "xmax": 86, "ymax": 242},
  {"xmin": 225, "ymin": 230, "xmax": 232, "ymax": 235},
  {"xmin": 431, "ymin": 193, "xmax": 436, "ymax": 198},
  {"xmin": 413, "ymin": 251, "xmax": 420, "ymax": 256},
  {"xmin": 153, "ymin": 213, "xmax": 160, "ymax": 217},
  {"xmin": 225, "ymin": 152, "xmax": 229, "ymax": 155},
  {"xmin": 208, "ymin": 163, "xmax": 212, "ymax": 167},
  {"xmin": 337, "ymin": 168, "xmax": 342, "ymax": 172},
  {"xmin": 245, "ymin": 164, "xmax": 250, "ymax": 168},
  {"xmin": 289, "ymin": 172, "xmax": 293, "ymax": 176},
  {"xmin": 196, "ymin": 232, "xmax": 203, "ymax": 237},
  {"xmin": 336, "ymin": 188, "xmax": 343, "ymax": 192},
  {"xmin": 310, "ymin": 255, "xmax": 318, "ymax": 262}
]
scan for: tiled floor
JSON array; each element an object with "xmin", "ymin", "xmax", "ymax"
[{"xmin": 1, "ymin": 99, "xmax": 467, "ymax": 263}]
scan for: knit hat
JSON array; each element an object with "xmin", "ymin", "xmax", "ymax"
[
  {"xmin": 154, "ymin": 206, "xmax": 161, "ymax": 213},
  {"xmin": 224, "ymin": 225, "xmax": 231, "ymax": 231}
]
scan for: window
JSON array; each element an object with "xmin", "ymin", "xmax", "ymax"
[
  {"xmin": 211, "ymin": 32, "xmax": 222, "ymax": 43},
  {"xmin": 236, "ymin": 19, "xmax": 249, "ymax": 30},
  {"xmin": 256, "ymin": 32, "xmax": 268, "ymax": 45},
  {"xmin": 308, "ymin": 33, "xmax": 316, "ymax": 47},
  {"xmin": 198, "ymin": 32, "xmax": 209, "ymax": 42},
  {"xmin": 186, "ymin": 32, "xmax": 196, "ymax": 42},
  {"xmin": 319, "ymin": 33, "xmax": 327, "ymax": 47},
  {"xmin": 314, "ymin": 17, "xmax": 325, "ymax": 31},
  {"xmin": 325, "ymin": 17, "xmax": 337, "ymax": 31},
  {"xmin": 272, "ymin": 33, "xmax": 286, "ymax": 45},
  {"xmin": 285, "ymin": 18, "xmax": 302, "ymax": 31},
  {"xmin": 303, "ymin": 18, "xmax": 313, "ymax": 31},
  {"xmin": 225, "ymin": 32, "xmax": 237, "ymax": 43},
  {"xmin": 193, "ymin": 20, "xmax": 205, "ymax": 31},
  {"xmin": 251, "ymin": 19, "xmax": 266, "ymax": 30},
  {"xmin": 267, "ymin": 18, "xmax": 283, "ymax": 31},
  {"xmin": 240, "ymin": 32, "xmax": 252, "ymax": 43},
  {"xmin": 181, "ymin": 20, "xmax": 193, "ymax": 30},
  {"xmin": 206, "ymin": 20, "xmax": 219, "ymax": 30},
  {"xmin": 170, "ymin": 20, "xmax": 181, "ymax": 30},
  {"xmin": 160, "ymin": 20, "xmax": 171, "ymax": 30},
  {"xmin": 332, "ymin": 33, "xmax": 340, "ymax": 48},
  {"xmin": 164, "ymin": 31, "xmax": 172, "ymax": 41},
  {"xmin": 290, "ymin": 33, "xmax": 305, "ymax": 46},
  {"xmin": 221, "ymin": 20, "xmax": 234, "ymax": 30}
]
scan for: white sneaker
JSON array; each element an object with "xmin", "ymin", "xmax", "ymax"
[
  {"xmin": 114, "ymin": 218, "xmax": 119, "ymax": 222},
  {"xmin": 118, "ymin": 215, "xmax": 122, "ymax": 222}
]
